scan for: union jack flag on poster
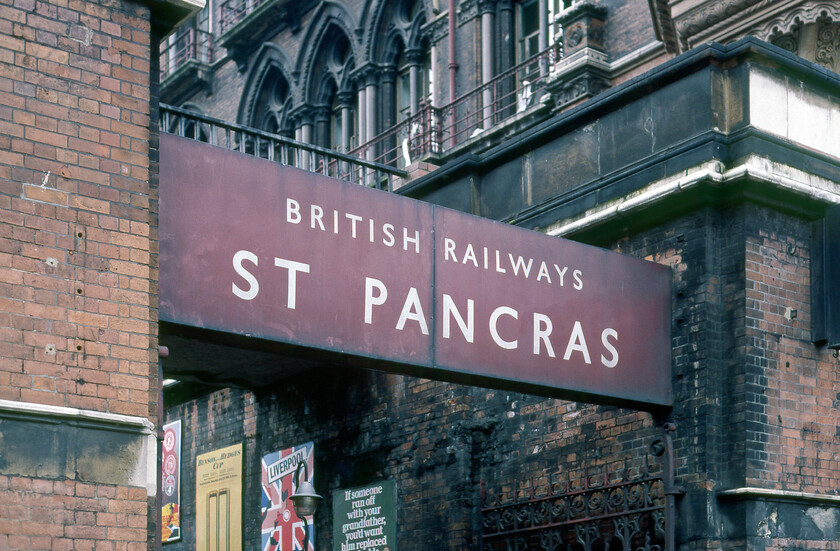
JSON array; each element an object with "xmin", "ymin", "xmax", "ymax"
[{"xmin": 261, "ymin": 442, "xmax": 315, "ymax": 551}]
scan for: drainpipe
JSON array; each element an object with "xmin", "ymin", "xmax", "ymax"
[
  {"xmin": 539, "ymin": 0, "xmax": 549, "ymax": 76},
  {"xmin": 480, "ymin": 3, "xmax": 494, "ymax": 129},
  {"xmin": 155, "ymin": 359, "xmax": 165, "ymax": 551},
  {"xmin": 448, "ymin": 0, "xmax": 457, "ymax": 147}
]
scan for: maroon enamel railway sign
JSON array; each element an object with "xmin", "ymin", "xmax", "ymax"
[{"xmin": 159, "ymin": 134, "xmax": 672, "ymax": 407}]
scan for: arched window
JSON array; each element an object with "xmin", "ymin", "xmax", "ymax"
[
  {"xmin": 309, "ymin": 30, "xmax": 356, "ymax": 152},
  {"xmin": 377, "ymin": 0, "xmax": 430, "ymax": 127},
  {"xmin": 250, "ymin": 66, "xmax": 291, "ymax": 136}
]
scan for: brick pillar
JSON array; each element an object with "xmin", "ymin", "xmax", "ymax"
[{"xmin": 0, "ymin": 0, "xmax": 195, "ymax": 550}]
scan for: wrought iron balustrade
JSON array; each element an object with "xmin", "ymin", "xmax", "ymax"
[
  {"xmin": 160, "ymin": 104, "xmax": 407, "ymax": 190},
  {"xmin": 349, "ymin": 102, "xmax": 440, "ymax": 169},
  {"xmin": 219, "ymin": 0, "xmax": 272, "ymax": 35},
  {"xmin": 482, "ymin": 427, "xmax": 678, "ymax": 551},
  {"xmin": 160, "ymin": 27, "xmax": 213, "ymax": 81},
  {"xmin": 352, "ymin": 45, "xmax": 559, "ymax": 169},
  {"xmin": 439, "ymin": 44, "xmax": 558, "ymax": 148}
]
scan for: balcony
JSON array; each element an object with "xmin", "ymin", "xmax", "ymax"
[
  {"xmin": 160, "ymin": 103, "xmax": 407, "ymax": 191},
  {"xmin": 218, "ymin": 0, "xmax": 318, "ymax": 67},
  {"xmin": 351, "ymin": 46, "xmax": 559, "ymax": 179},
  {"xmin": 160, "ymin": 27, "xmax": 213, "ymax": 104}
]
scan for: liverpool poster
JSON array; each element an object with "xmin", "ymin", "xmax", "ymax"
[{"xmin": 261, "ymin": 442, "xmax": 315, "ymax": 551}]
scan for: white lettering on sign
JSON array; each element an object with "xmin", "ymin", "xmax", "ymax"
[
  {"xmin": 232, "ymin": 250, "xmax": 259, "ymax": 300},
  {"xmin": 442, "ymin": 237, "xmax": 584, "ymax": 289},
  {"xmin": 273, "ymin": 258, "xmax": 310, "ymax": 309},
  {"xmin": 229, "ymin": 237, "xmax": 619, "ymax": 368},
  {"xmin": 489, "ymin": 306, "xmax": 518, "ymax": 350},
  {"xmin": 230, "ymin": 250, "xmax": 310, "ymax": 308},
  {"xmin": 395, "ymin": 287, "xmax": 429, "ymax": 335},
  {"xmin": 364, "ymin": 278, "xmax": 388, "ymax": 325},
  {"xmin": 285, "ymin": 198, "xmax": 421, "ymax": 253},
  {"xmin": 442, "ymin": 294, "xmax": 474, "ymax": 343}
]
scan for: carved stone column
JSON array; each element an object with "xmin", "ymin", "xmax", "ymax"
[
  {"xmin": 478, "ymin": 0, "xmax": 496, "ymax": 129},
  {"xmin": 380, "ymin": 66, "xmax": 397, "ymax": 132},
  {"xmin": 406, "ymin": 49, "xmax": 425, "ymax": 117},
  {"xmin": 291, "ymin": 106, "xmax": 314, "ymax": 169},
  {"xmin": 312, "ymin": 105, "xmax": 330, "ymax": 149},
  {"xmin": 363, "ymin": 67, "xmax": 379, "ymax": 161},
  {"xmin": 337, "ymin": 91, "xmax": 355, "ymax": 153}
]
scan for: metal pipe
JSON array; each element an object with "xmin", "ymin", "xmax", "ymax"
[
  {"xmin": 538, "ymin": 0, "xmax": 549, "ymax": 76},
  {"xmin": 662, "ymin": 423, "xmax": 677, "ymax": 551},
  {"xmin": 448, "ymin": 0, "xmax": 457, "ymax": 147},
  {"xmin": 156, "ymin": 361, "xmax": 164, "ymax": 551},
  {"xmin": 481, "ymin": 9, "xmax": 494, "ymax": 128}
]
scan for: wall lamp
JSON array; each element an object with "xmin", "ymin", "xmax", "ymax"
[{"xmin": 291, "ymin": 461, "xmax": 322, "ymax": 549}]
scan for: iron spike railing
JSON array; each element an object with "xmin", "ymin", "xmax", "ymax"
[
  {"xmin": 160, "ymin": 27, "xmax": 214, "ymax": 81},
  {"xmin": 481, "ymin": 427, "xmax": 679, "ymax": 551},
  {"xmin": 349, "ymin": 44, "xmax": 559, "ymax": 169},
  {"xmin": 159, "ymin": 103, "xmax": 408, "ymax": 190}
]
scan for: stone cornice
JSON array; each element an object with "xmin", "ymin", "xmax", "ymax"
[
  {"xmin": 674, "ymin": 0, "xmax": 800, "ymax": 47},
  {"xmin": 0, "ymin": 398, "xmax": 155, "ymax": 434},
  {"xmin": 718, "ymin": 487, "xmax": 840, "ymax": 505},
  {"xmin": 545, "ymin": 156, "xmax": 840, "ymax": 237}
]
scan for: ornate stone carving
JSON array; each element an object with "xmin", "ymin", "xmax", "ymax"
[
  {"xmin": 458, "ymin": 0, "xmax": 479, "ymax": 25},
  {"xmin": 675, "ymin": 0, "xmax": 778, "ymax": 41},
  {"xmin": 815, "ymin": 19, "xmax": 839, "ymax": 70},
  {"xmin": 556, "ymin": 2, "xmax": 607, "ymax": 55},
  {"xmin": 755, "ymin": 1, "xmax": 840, "ymax": 40},
  {"xmin": 770, "ymin": 28, "xmax": 800, "ymax": 55},
  {"xmin": 422, "ymin": 12, "xmax": 450, "ymax": 43},
  {"xmin": 550, "ymin": 72, "xmax": 610, "ymax": 110}
]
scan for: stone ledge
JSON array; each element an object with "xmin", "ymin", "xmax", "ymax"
[
  {"xmin": 0, "ymin": 398, "xmax": 154, "ymax": 434},
  {"xmin": 718, "ymin": 487, "xmax": 840, "ymax": 505}
]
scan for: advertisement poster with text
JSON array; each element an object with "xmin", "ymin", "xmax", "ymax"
[
  {"xmin": 161, "ymin": 420, "xmax": 181, "ymax": 543},
  {"xmin": 196, "ymin": 443, "xmax": 243, "ymax": 551},
  {"xmin": 261, "ymin": 442, "xmax": 315, "ymax": 551},
  {"xmin": 333, "ymin": 480, "xmax": 396, "ymax": 551}
]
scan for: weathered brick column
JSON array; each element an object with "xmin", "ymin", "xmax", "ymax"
[{"xmin": 0, "ymin": 0, "xmax": 197, "ymax": 549}]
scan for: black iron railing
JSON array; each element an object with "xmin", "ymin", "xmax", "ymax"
[
  {"xmin": 351, "ymin": 45, "xmax": 558, "ymax": 168},
  {"xmin": 219, "ymin": 0, "xmax": 273, "ymax": 35},
  {"xmin": 160, "ymin": 27, "xmax": 213, "ymax": 81},
  {"xmin": 160, "ymin": 104, "xmax": 407, "ymax": 190},
  {"xmin": 482, "ymin": 427, "xmax": 678, "ymax": 551}
]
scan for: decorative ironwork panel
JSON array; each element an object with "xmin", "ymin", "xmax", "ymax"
[{"xmin": 482, "ymin": 429, "xmax": 676, "ymax": 551}]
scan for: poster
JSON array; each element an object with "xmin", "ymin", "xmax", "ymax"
[
  {"xmin": 196, "ymin": 443, "xmax": 243, "ymax": 551},
  {"xmin": 261, "ymin": 442, "xmax": 315, "ymax": 551},
  {"xmin": 332, "ymin": 480, "xmax": 396, "ymax": 551},
  {"xmin": 161, "ymin": 420, "xmax": 181, "ymax": 543}
]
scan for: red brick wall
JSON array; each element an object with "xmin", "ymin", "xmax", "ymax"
[
  {"xmin": 743, "ymin": 208, "xmax": 839, "ymax": 493},
  {"xmin": 0, "ymin": 0, "xmax": 154, "ymax": 417},
  {"xmin": 0, "ymin": 475, "xmax": 149, "ymax": 551},
  {"xmin": 0, "ymin": 0, "xmax": 157, "ymax": 550}
]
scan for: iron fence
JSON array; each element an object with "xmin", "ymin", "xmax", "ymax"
[
  {"xmin": 351, "ymin": 45, "xmax": 559, "ymax": 168},
  {"xmin": 482, "ymin": 427, "xmax": 678, "ymax": 551},
  {"xmin": 160, "ymin": 28, "xmax": 213, "ymax": 81},
  {"xmin": 219, "ymin": 0, "xmax": 273, "ymax": 35},
  {"xmin": 160, "ymin": 104, "xmax": 407, "ymax": 190}
]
